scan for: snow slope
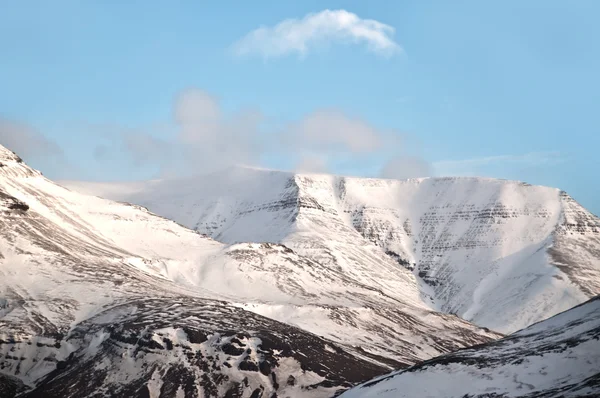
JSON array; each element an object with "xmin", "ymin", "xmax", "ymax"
[
  {"xmin": 339, "ymin": 295, "xmax": 600, "ymax": 398},
  {"xmin": 64, "ymin": 166, "xmax": 600, "ymax": 333},
  {"xmin": 0, "ymin": 145, "xmax": 498, "ymax": 396}
]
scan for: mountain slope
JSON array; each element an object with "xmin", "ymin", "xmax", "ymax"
[
  {"xmin": 65, "ymin": 167, "xmax": 600, "ymax": 333},
  {"xmin": 0, "ymin": 145, "xmax": 498, "ymax": 396},
  {"xmin": 13, "ymin": 298, "xmax": 392, "ymax": 398},
  {"xmin": 339, "ymin": 295, "xmax": 600, "ymax": 398}
]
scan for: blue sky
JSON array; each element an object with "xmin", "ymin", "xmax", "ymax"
[{"xmin": 1, "ymin": 1, "xmax": 599, "ymax": 213}]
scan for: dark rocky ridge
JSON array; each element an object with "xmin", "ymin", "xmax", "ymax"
[{"xmin": 3, "ymin": 298, "xmax": 391, "ymax": 398}]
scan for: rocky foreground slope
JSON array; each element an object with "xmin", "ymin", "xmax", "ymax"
[
  {"xmin": 66, "ymin": 166, "xmax": 600, "ymax": 333},
  {"xmin": 0, "ymin": 146, "xmax": 499, "ymax": 397},
  {"xmin": 340, "ymin": 295, "xmax": 600, "ymax": 398}
]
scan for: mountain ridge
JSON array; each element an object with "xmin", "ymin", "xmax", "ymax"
[
  {"xmin": 0, "ymin": 145, "xmax": 500, "ymax": 397},
  {"xmin": 63, "ymin": 166, "xmax": 600, "ymax": 333}
]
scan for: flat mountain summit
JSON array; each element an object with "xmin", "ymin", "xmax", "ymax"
[{"xmin": 66, "ymin": 165, "xmax": 600, "ymax": 333}]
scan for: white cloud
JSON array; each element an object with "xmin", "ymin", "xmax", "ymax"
[
  {"xmin": 115, "ymin": 88, "xmax": 265, "ymax": 175},
  {"xmin": 96, "ymin": 88, "xmax": 425, "ymax": 179},
  {"xmin": 123, "ymin": 132, "xmax": 172, "ymax": 167},
  {"xmin": 174, "ymin": 89, "xmax": 222, "ymax": 144},
  {"xmin": 380, "ymin": 156, "xmax": 432, "ymax": 180},
  {"xmin": 286, "ymin": 108, "xmax": 383, "ymax": 153},
  {"xmin": 233, "ymin": 9, "xmax": 401, "ymax": 58},
  {"xmin": 281, "ymin": 108, "xmax": 413, "ymax": 174},
  {"xmin": 295, "ymin": 153, "xmax": 329, "ymax": 174},
  {"xmin": 0, "ymin": 119, "xmax": 63, "ymax": 160},
  {"xmin": 173, "ymin": 89, "xmax": 264, "ymax": 170},
  {"xmin": 0, "ymin": 118, "xmax": 67, "ymax": 177}
]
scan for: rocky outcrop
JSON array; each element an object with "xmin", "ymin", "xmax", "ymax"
[{"xmin": 3, "ymin": 298, "xmax": 391, "ymax": 398}]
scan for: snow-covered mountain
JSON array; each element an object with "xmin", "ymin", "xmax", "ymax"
[
  {"xmin": 65, "ymin": 166, "xmax": 600, "ymax": 334},
  {"xmin": 0, "ymin": 145, "xmax": 499, "ymax": 397},
  {"xmin": 340, "ymin": 295, "xmax": 600, "ymax": 398}
]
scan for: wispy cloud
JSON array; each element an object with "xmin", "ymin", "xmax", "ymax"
[
  {"xmin": 0, "ymin": 118, "xmax": 63, "ymax": 160},
  {"xmin": 87, "ymin": 87, "xmax": 426, "ymax": 179},
  {"xmin": 108, "ymin": 89, "xmax": 265, "ymax": 176},
  {"xmin": 285, "ymin": 108, "xmax": 384, "ymax": 153},
  {"xmin": 0, "ymin": 118, "xmax": 68, "ymax": 177},
  {"xmin": 295, "ymin": 153, "xmax": 329, "ymax": 174},
  {"xmin": 232, "ymin": 9, "xmax": 401, "ymax": 58},
  {"xmin": 283, "ymin": 108, "xmax": 397, "ymax": 173},
  {"xmin": 434, "ymin": 152, "xmax": 563, "ymax": 176},
  {"xmin": 380, "ymin": 156, "xmax": 432, "ymax": 180}
]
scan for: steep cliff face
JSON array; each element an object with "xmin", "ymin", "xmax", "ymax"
[
  {"xmin": 66, "ymin": 167, "xmax": 600, "ymax": 333},
  {"xmin": 340, "ymin": 295, "xmax": 600, "ymax": 398},
  {"xmin": 549, "ymin": 191, "xmax": 600, "ymax": 297},
  {"xmin": 0, "ymin": 146, "xmax": 498, "ymax": 397}
]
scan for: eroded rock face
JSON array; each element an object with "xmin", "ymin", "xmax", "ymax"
[
  {"xmin": 0, "ymin": 191, "xmax": 29, "ymax": 213},
  {"xmin": 0, "ymin": 374, "xmax": 27, "ymax": 397},
  {"xmin": 548, "ymin": 191, "xmax": 600, "ymax": 297}
]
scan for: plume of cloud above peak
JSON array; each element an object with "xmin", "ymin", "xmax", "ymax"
[
  {"xmin": 90, "ymin": 88, "xmax": 427, "ymax": 179},
  {"xmin": 173, "ymin": 89, "xmax": 263, "ymax": 163},
  {"xmin": 380, "ymin": 156, "xmax": 432, "ymax": 180},
  {"xmin": 233, "ymin": 9, "xmax": 401, "ymax": 58},
  {"xmin": 295, "ymin": 153, "xmax": 329, "ymax": 174},
  {"xmin": 285, "ymin": 108, "xmax": 384, "ymax": 153},
  {"xmin": 0, "ymin": 118, "xmax": 68, "ymax": 177},
  {"xmin": 117, "ymin": 89, "xmax": 265, "ymax": 176},
  {"xmin": 0, "ymin": 119, "xmax": 63, "ymax": 160}
]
